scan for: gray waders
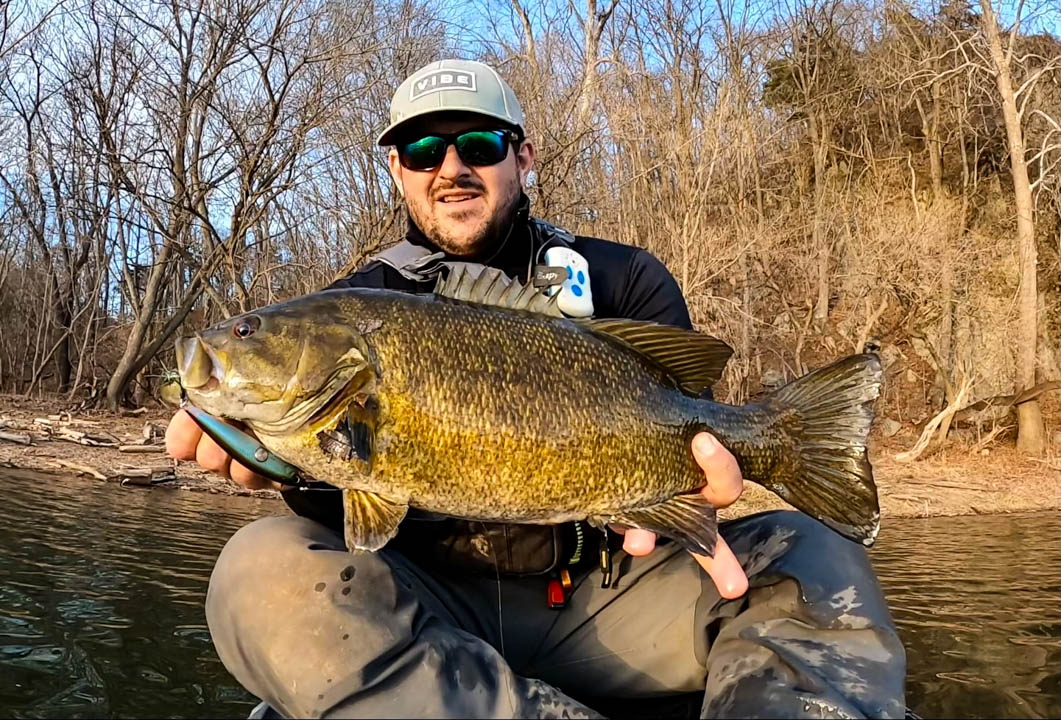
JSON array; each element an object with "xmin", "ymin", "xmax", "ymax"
[{"xmin": 207, "ymin": 511, "xmax": 905, "ymax": 719}]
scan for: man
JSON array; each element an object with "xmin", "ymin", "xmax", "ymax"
[{"xmin": 166, "ymin": 60, "xmax": 905, "ymax": 718}]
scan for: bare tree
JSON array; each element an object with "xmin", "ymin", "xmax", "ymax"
[
  {"xmin": 0, "ymin": 0, "xmax": 1056, "ymax": 459},
  {"xmin": 976, "ymin": 0, "xmax": 1057, "ymax": 454},
  {"xmin": 763, "ymin": 0, "xmax": 863, "ymax": 325},
  {"xmin": 78, "ymin": 0, "xmax": 360, "ymax": 408}
]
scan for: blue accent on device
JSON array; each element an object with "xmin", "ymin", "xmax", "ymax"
[{"xmin": 543, "ymin": 246, "xmax": 595, "ymax": 318}]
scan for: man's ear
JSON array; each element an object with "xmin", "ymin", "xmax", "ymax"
[
  {"xmin": 388, "ymin": 149, "xmax": 405, "ymax": 197},
  {"xmin": 516, "ymin": 140, "xmax": 536, "ymax": 187}
]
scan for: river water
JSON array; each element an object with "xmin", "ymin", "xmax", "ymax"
[{"xmin": 0, "ymin": 469, "xmax": 1057, "ymax": 718}]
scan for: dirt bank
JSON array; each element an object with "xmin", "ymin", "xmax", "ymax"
[
  {"xmin": 1, "ymin": 394, "xmax": 1057, "ymax": 519},
  {"xmin": 0, "ymin": 396, "xmax": 279, "ymax": 500}
]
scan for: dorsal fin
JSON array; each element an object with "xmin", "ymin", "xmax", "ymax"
[
  {"xmin": 433, "ymin": 266, "xmax": 563, "ymax": 317},
  {"xmin": 579, "ymin": 318, "xmax": 733, "ymax": 395}
]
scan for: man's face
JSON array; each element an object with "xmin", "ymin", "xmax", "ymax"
[{"xmin": 388, "ymin": 114, "xmax": 536, "ymax": 258}]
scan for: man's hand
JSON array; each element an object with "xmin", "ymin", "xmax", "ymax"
[
  {"xmin": 165, "ymin": 409, "xmax": 283, "ymax": 491},
  {"xmin": 620, "ymin": 432, "xmax": 749, "ymax": 599}
]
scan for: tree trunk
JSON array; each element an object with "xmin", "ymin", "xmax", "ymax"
[
  {"xmin": 106, "ymin": 231, "xmax": 179, "ymax": 409},
  {"xmin": 927, "ymin": 78, "xmax": 943, "ymax": 201},
  {"xmin": 810, "ymin": 111, "xmax": 831, "ymax": 323},
  {"xmin": 55, "ymin": 300, "xmax": 73, "ymax": 392},
  {"xmin": 979, "ymin": 0, "xmax": 1044, "ymax": 454},
  {"xmin": 105, "ymin": 255, "xmax": 208, "ymax": 410},
  {"xmin": 933, "ymin": 253, "xmax": 954, "ymax": 409}
]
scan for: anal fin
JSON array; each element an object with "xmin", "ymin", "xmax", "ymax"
[
  {"xmin": 596, "ymin": 493, "xmax": 718, "ymax": 557},
  {"xmin": 342, "ymin": 488, "xmax": 408, "ymax": 552}
]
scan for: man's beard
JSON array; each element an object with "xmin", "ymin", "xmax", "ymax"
[{"xmin": 410, "ymin": 174, "xmax": 521, "ymax": 259}]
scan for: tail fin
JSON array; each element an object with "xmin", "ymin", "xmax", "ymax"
[{"xmin": 761, "ymin": 354, "xmax": 883, "ymax": 546}]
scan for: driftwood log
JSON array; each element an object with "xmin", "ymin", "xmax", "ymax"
[
  {"xmin": 54, "ymin": 429, "xmax": 118, "ymax": 447},
  {"xmin": 120, "ymin": 469, "xmax": 176, "ymax": 486},
  {"xmin": 118, "ymin": 445, "xmax": 165, "ymax": 453},
  {"xmin": 896, "ymin": 375, "xmax": 971, "ymax": 462},
  {"xmin": 949, "ymin": 380, "xmax": 1060, "ymax": 428},
  {"xmin": 0, "ymin": 430, "xmax": 32, "ymax": 445},
  {"xmin": 53, "ymin": 460, "xmax": 109, "ymax": 480}
]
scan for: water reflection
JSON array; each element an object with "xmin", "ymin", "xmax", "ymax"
[
  {"xmin": 871, "ymin": 511, "xmax": 1061, "ymax": 719},
  {"xmin": 0, "ymin": 469, "xmax": 1057, "ymax": 718},
  {"xmin": 0, "ymin": 468, "xmax": 270, "ymax": 718}
]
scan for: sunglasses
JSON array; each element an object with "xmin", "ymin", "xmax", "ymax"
[{"xmin": 397, "ymin": 129, "xmax": 521, "ymax": 171}]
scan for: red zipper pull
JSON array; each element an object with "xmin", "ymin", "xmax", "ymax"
[{"xmin": 547, "ymin": 578, "xmax": 566, "ymax": 609}]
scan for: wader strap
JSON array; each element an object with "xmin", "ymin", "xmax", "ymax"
[
  {"xmin": 371, "ymin": 217, "xmax": 576, "ymax": 284},
  {"xmin": 528, "ymin": 217, "xmax": 577, "ymax": 261},
  {"xmin": 371, "ymin": 243, "xmax": 447, "ymax": 283}
]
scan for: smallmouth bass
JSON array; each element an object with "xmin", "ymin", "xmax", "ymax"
[{"xmin": 177, "ymin": 269, "xmax": 882, "ymax": 555}]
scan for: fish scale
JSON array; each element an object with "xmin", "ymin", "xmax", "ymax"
[{"xmin": 356, "ymin": 293, "xmax": 702, "ymax": 517}]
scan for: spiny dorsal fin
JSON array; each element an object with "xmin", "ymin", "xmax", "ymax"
[
  {"xmin": 579, "ymin": 318, "xmax": 733, "ymax": 395},
  {"xmin": 433, "ymin": 266, "xmax": 564, "ymax": 317}
]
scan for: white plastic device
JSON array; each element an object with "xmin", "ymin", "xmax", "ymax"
[{"xmin": 543, "ymin": 247, "xmax": 594, "ymax": 318}]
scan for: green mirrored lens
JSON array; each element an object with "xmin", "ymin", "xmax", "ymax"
[
  {"xmin": 400, "ymin": 136, "xmax": 447, "ymax": 170},
  {"xmin": 455, "ymin": 131, "xmax": 508, "ymax": 166},
  {"xmin": 398, "ymin": 130, "xmax": 512, "ymax": 170}
]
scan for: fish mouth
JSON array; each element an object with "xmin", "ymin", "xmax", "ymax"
[
  {"xmin": 175, "ymin": 327, "xmax": 370, "ymax": 432},
  {"xmin": 176, "ymin": 336, "xmax": 220, "ymax": 390},
  {"xmin": 176, "ymin": 334, "xmax": 291, "ymax": 421}
]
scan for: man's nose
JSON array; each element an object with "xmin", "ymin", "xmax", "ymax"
[{"xmin": 436, "ymin": 144, "xmax": 471, "ymax": 179}]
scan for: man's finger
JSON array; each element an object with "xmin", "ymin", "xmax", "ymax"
[
  {"xmin": 692, "ymin": 432, "xmax": 743, "ymax": 509},
  {"xmin": 692, "ymin": 535, "xmax": 748, "ymax": 599},
  {"xmin": 622, "ymin": 528, "xmax": 657, "ymax": 556},
  {"xmin": 229, "ymin": 459, "xmax": 283, "ymax": 491},
  {"xmin": 165, "ymin": 409, "xmax": 203, "ymax": 461},
  {"xmin": 195, "ymin": 431, "xmax": 233, "ymax": 478}
]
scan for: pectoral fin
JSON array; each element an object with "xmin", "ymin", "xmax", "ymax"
[
  {"xmin": 345, "ymin": 400, "xmax": 375, "ymax": 464},
  {"xmin": 316, "ymin": 393, "xmax": 377, "ymax": 470},
  {"xmin": 341, "ymin": 488, "xmax": 408, "ymax": 552},
  {"xmin": 595, "ymin": 493, "xmax": 718, "ymax": 557}
]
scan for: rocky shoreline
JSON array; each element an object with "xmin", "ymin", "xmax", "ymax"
[{"xmin": 0, "ymin": 400, "xmax": 280, "ymax": 500}]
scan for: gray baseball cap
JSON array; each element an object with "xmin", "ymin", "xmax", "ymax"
[{"xmin": 377, "ymin": 59, "xmax": 525, "ymax": 146}]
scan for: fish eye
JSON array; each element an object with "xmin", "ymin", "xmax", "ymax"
[{"xmin": 233, "ymin": 315, "xmax": 261, "ymax": 339}]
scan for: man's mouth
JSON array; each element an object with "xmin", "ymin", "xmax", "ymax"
[{"xmin": 436, "ymin": 192, "xmax": 481, "ymax": 204}]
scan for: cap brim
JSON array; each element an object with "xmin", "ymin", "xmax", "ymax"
[{"xmin": 377, "ymin": 107, "xmax": 523, "ymax": 146}]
